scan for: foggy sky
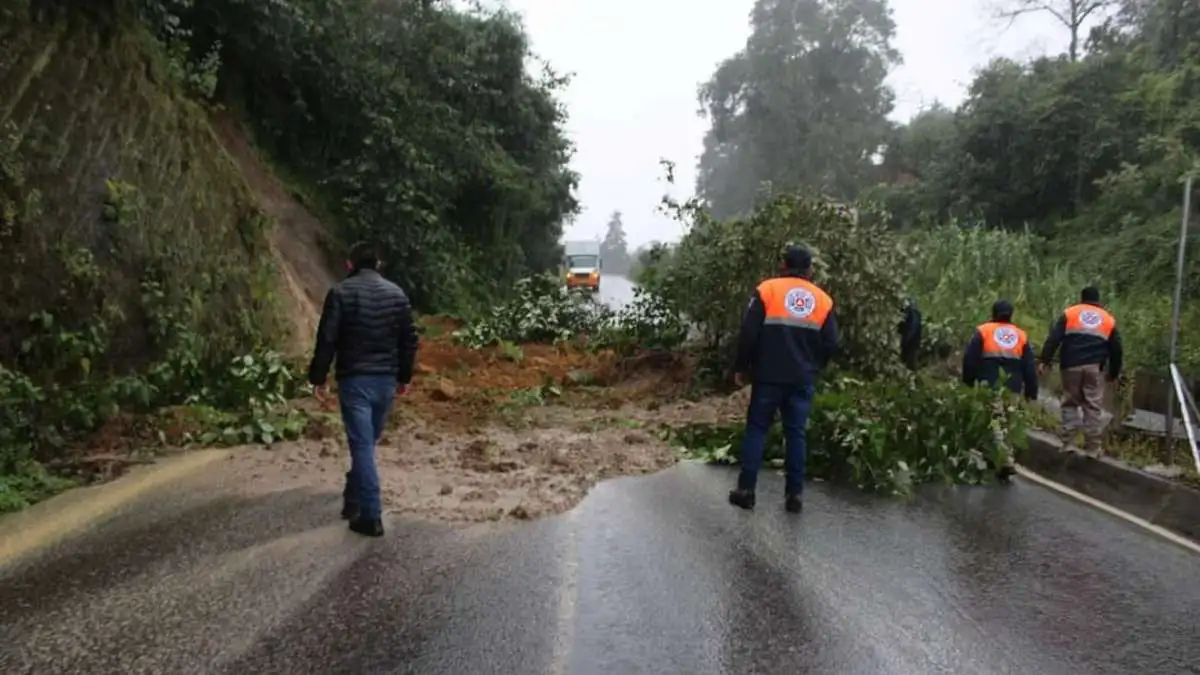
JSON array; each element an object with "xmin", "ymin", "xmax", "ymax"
[{"xmin": 500, "ymin": 0, "xmax": 1089, "ymax": 249}]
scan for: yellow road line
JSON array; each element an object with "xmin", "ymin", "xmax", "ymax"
[
  {"xmin": 1015, "ymin": 464, "xmax": 1200, "ymax": 555},
  {"xmin": 0, "ymin": 449, "xmax": 231, "ymax": 564}
]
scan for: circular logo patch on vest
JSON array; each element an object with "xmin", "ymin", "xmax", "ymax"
[
  {"xmin": 993, "ymin": 326, "xmax": 1020, "ymax": 349},
  {"xmin": 1079, "ymin": 310, "xmax": 1102, "ymax": 327},
  {"xmin": 784, "ymin": 287, "xmax": 816, "ymax": 318}
]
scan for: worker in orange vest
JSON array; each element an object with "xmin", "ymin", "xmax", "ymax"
[
  {"xmin": 730, "ymin": 245, "xmax": 838, "ymax": 514},
  {"xmin": 1039, "ymin": 286, "xmax": 1123, "ymax": 454},
  {"xmin": 962, "ymin": 300, "xmax": 1038, "ymax": 482},
  {"xmin": 961, "ymin": 299, "xmax": 1038, "ymax": 401}
]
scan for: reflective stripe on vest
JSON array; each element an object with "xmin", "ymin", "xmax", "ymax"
[
  {"xmin": 1063, "ymin": 304, "xmax": 1115, "ymax": 339},
  {"xmin": 758, "ymin": 277, "xmax": 833, "ymax": 331},
  {"xmin": 977, "ymin": 321, "xmax": 1028, "ymax": 360}
]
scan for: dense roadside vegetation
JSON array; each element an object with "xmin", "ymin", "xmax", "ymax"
[
  {"xmin": 145, "ymin": 0, "xmax": 580, "ymax": 313},
  {"xmin": 634, "ymin": 190, "xmax": 1034, "ymax": 495},
  {"xmin": 869, "ymin": 0, "xmax": 1200, "ymax": 371},
  {"xmin": 684, "ymin": 0, "xmax": 1200, "ymax": 373},
  {"xmin": 5, "ymin": 0, "xmax": 1199, "ymax": 511},
  {"xmin": 625, "ymin": 0, "xmax": 1200, "ymax": 484},
  {"xmin": 453, "ymin": 191, "xmax": 1033, "ymax": 496},
  {"xmin": 1, "ymin": 0, "xmax": 580, "ymax": 510}
]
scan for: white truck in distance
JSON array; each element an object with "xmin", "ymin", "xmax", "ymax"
[{"xmin": 562, "ymin": 240, "xmax": 602, "ymax": 292}]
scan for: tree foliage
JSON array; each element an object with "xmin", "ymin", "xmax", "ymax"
[
  {"xmin": 1, "ymin": 0, "xmax": 581, "ymax": 507},
  {"xmin": 695, "ymin": 0, "xmax": 900, "ymax": 218},
  {"xmin": 600, "ymin": 210, "xmax": 631, "ymax": 274},
  {"xmin": 671, "ymin": 376, "xmax": 1029, "ymax": 496},
  {"xmin": 644, "ymin": 190, "xmax": 907, "ymax": 380},
  {"xmin": 872, "ymin": 0, "xmax": 1200, "ymax": 302},
  {"xmin": 453, "ymin": 274, "xmax": 687, "ymax": 355},
  {"xmin": 153, "ymin": 0, "xmax": 580, "ymax": 312}
]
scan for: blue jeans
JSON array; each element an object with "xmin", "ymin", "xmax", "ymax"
[
  {"xmin": 338, "ymin": 375, "xmax": 398, "ymax": 519},
  {"xmin": 737, "ymin": 383, "xmax": 815, "ymax": 495}
]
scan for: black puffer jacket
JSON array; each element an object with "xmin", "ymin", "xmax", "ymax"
[{"xmin": 307, "ymin": 269, "xmax": 419, "ymax": 386}]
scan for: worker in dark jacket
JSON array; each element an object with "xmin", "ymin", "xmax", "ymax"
[
  {"xmin": 1038, "ymin": 286, "xmax": 1123, "ymax": 454},
  {"xmin": 962, "ymin": 300, "xmax": 1038, "ymax": 400},
  {"xmin": 309, "ymin": 242, "xmax": 420, "ymax": 537},
  {"xmin": 962, "ymin": 300, "xmax": 1035, "ymax": 482},
  {"xmin": 898, "ymin": 298, "xmax": 922, "ymax": 370},
  {"xmin": 729, "ymin": 245, "xmax": 838, "ymax": 514}
]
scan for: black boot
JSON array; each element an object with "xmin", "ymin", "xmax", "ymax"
[
  {"xmin": 997, "ymin": 465, "xmax": 1016, "ymax": 483},
  {"xmin": 785, "ymin": 493, "xmax": 803, "ymax": 513},
  {"xmin": 342, "ymin": 471, "xmax": 358, "ymax": 519},
  {"xmin": 349, "ymin": 517, "xmax": 384, "ymax": 537},
  {"xmin": 728, "ymin": 489, "xmax": 756, "ymax": 510}
]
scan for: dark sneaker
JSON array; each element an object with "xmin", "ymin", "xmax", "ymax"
[
  {"xmin": 349, "ymin": 517, "xmax": 384, "ymax": 537},
  {"xmin": 728, "ymin": 489, "xmax": 756, "ymax": 510},
  {"xmin": 341, "ymin": 501, "xmax": 359, "ymax": 520},
  {"xmin": 785, "ymin": 494, "xmax": 803, "ymax": 513},
  {"xmin": 997, "ymin": 465, "xmax": 1017, "ymax": 482}
]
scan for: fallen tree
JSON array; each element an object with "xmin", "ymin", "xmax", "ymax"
[
  {"xmin": 634, "ymin": 188, "xmax": 1033, "ymax": 495},
  {"xmin": 668, "ymin": 377, "xmax": 1028, "ymax": 496}
]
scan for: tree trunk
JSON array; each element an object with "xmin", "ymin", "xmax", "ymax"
[{"xmin": 1068, "ymin": 0, "xmax": 1079, "ymax": 62}]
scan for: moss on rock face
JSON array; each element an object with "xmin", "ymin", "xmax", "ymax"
[{"xmin": 0, "ymin": 3, "xmax": 285, "ymax": 372}]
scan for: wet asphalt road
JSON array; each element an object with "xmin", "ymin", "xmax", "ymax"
[
  {"xmin": 3, "ymin": 276, "xmax": 1199, "ymax": 673},
  {"xmin": 597, "ymin": 274, "xmax": 636, "ymax": 309},
  {"xmin": 2, "ymin": 461, "xmax": 1199, "ymax": 674}
]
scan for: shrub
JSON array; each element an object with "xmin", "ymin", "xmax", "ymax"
[
  {"xmin": 453, "ymin": 275, "xmax": 610, "ymax": 348},
  {"xmin": 594, "ymin": 288, "xmax": 689, "ymax": 354},
  {"xmin": 0, "ymin": 365, "xmax": 44, "ymax": 476},
  {"xmin": 644, "ymin": 192, "xmax": 908, "ymax": 379},
  {"xmin": 0, "ymin": 462, "xmax": 75, "ymax": 514},
  {"xmin": 669, "ymin": 377, "xmax": 1030, "ymax": 496},
  {"xmin": 0, "ymin": 337, "xmax": 304, "ymax": 510}
]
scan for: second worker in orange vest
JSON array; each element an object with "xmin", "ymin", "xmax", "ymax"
[
  {"xmin": 1039, "ymin": 286, "xmax": 1123, "ymax": 454},
  {"xmin": 729, "ymin": 246, "xmax": 838, "ymax": 514},
  {"xmin": 961, "ymin": 299, "xmax": 1038, "ymax": 401}
]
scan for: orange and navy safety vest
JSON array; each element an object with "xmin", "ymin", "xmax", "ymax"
[
  {"xmin": 1063, "ymin": 303, "xmax": 1115, "ymax": 339},
  {"xmin": 758, "ymin": 277, "xmax": 833, "ymax": 331},
  {"xmin": 976, "ymin": 322, "xmax": 1028, "ymax": 360}
]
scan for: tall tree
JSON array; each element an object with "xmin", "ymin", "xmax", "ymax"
[
  {"xmin": 600, "ymin": 210, "xmax": 631, "ymax": 274},
  {"xmin": 1114, "ymin": 0, "xmax": 1200, "ymax": 67},
  {"xmin": 696, "ymin": 0, "xmax": 901, "ymax": 218},
  {"xmin": 991, "ymin": 0, "xmax": 1117, "ymax": 61}
]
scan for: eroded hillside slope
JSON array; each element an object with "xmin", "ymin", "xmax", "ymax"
[
  {"xmin": 0, "ymin": 7, "xmax": 286, "ymax": 367},
  {"xmin": 0, "ymin": 4, "xmax": 340, "ymax": 507},
  {"xmin": 213, "ymin": 115, "xmax": 339, "ymax": 356}
]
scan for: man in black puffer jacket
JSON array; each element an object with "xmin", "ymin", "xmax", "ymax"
[{"xmin": 309, "ymin": 242, "xmax": 419, "ymax": 537}]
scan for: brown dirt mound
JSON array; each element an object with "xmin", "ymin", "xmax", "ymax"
[
  {"xmin": 224, "ymin": 330, "xmax": 707, "ymax": 523},
  {"xmin": 78, "ymin": 333, "xmax": 712, "ymax": 524},
  {"xmin": 222, "ymin": 415, "xmax": 680, "ymax": 523},
  {"xmin": 399, "ymin": 323, "xmax": 639, "ymax": 426}
]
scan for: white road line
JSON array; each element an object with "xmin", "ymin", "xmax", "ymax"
[{"xmin": 1015, "ymin": 464, "xmax": 1200, "ymax": 555}]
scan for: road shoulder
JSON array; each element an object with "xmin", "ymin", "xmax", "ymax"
[
  {"xmin": 1017, "ymin": 430, "xmax": 1200, "ymax": 545},
  {"xmin": 0, "ymin": 449, "xmax": 231, "ymax": 566}
]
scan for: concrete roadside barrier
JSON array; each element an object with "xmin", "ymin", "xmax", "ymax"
[{"xmin": 1018, "ymin": 430, "xmax": 1200, "ymax": 542}]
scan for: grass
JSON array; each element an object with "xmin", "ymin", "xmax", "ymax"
[
  {"xmin": 905, "ymin": 225, "xmax": 1200, "ymax": 374},
  {"xmin": 0, "ymin": 464, "xmax": 77, "ymax": 514}
]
